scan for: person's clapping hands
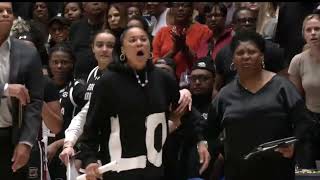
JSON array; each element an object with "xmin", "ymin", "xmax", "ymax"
[{"xmin": 170, "ymin": 26, "xmax": 187, "ymax": 54}]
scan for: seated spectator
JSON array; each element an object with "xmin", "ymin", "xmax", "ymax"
[
  {"xmin": 63, "ymin": 2, "xmax": 83, "ymax": 22},
  {"xmin": 186, "ymin": 57, "xmax": 217, "ymax": 180},
  {"xmin": 153, "ymin": 2, "xmax": 211, "ymax": 79},
  {"xmin": 126, "ymin": 2, "xmax": 142, "ymax": 19},
  {"xmin": 47, "ymin": 43, "xmax": 86, "ymax": 180},
  {"xmin": 29, "ymin": 2, "xmax": 53, "ymax": 46},
  {"xmin": 48, "ymin": 15, "xmax": 71, "ymax": 48},
  {"xmin": 155, "ymin": 57, "xmax": 177, "ymax": 78},
  {"xmin": 11, "ymin": 16, "xmax": 49, "ymax": 72},
  {"xmin": 155, "ymin": 58, "xmax": 210, "ymax": 180}
]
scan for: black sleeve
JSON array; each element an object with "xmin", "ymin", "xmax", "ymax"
[
  {"xmin": 215, "ymin": 47, "xmax": 227, "ymax": 75},
  {"xmin": 280, "ymin": 79, "xmax": 315, "ymax": 140},
  {"xmin": 189, "ymin": 108, "xmax": 206, "ymax": 143},
  {"xmin": 206, "ymin": 96, "xmax": 224, "ymax": 157},
  {"xmin": 164, "ymin": 70, "xmax": 180, "ymax": 106},
  {"xmin": 79, "ymin": 75, "xmax": 112, "ymax": 168},
  {"xmin": 20, "ymin": 43, "xmax": 44, "ymax": 146},
  {"xmin": 264, "ymin": 41, "xmax": 286, "ymax": 72},
  {"xmin": 43, "ymin": 76, "xmax": 59, "ymax": 102},
  {"xmin": 71, "ymin": 80, "xmax": 87, "ymax": 108}
]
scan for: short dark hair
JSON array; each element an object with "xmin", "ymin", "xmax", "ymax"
[
  {"xmin": 127, "ymin": 15, "xmax": 149, "ymax": 32},
  {"xmin": 209, "ymin": 3, "xmax": 228, "ymax": 17},
  {"xmin": 230, "ymin": 30, "xmax": 265, "ymax": 55},
  {"xmin": 232, "ymin": 7, "xmax": 253, "ymax": 23},
  {"xmin": 63, "ymin": 2, "xmax": 83, "ymax": 15},
  {"xmin": 48, "ymin": 42, "xmax": 76, "ymax": 63},
  {"xmin": 48, "ymin": 42, "xmax": 76, "ymax": 81}
]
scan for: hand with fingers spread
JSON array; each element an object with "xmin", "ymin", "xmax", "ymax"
[
  {"xmin": 11, "ymin": 143, "xmax": 31, "ymax": 172},
  {"xmin": 7, "ymin": 84, "xmax": 30, "ymax": 105},
  {"xmin": 85, "ymin": 163, "xmax": 102, "ymax": 180}
]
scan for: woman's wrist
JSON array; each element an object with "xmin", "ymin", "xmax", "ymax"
[{"xmin": 63, "ymin": 141, "xmax": 74, "ymax": 149}]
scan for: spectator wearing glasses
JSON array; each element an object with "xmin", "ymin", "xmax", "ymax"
[
  {"xmin": 48, "ymin": 15, "xmax": 71, "ymax": 48},
  {"xmin": 197, "ymin": 3, "xmax": 233, "ymax": 61}
]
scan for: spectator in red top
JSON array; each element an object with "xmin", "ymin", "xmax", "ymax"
[
  {"xmin": 197, "ymin": 3, "xmax": 233, "ymax": 60},
  {"xmin": 153, "ymin": 2, "xmax": 211, "ymax": 79}
]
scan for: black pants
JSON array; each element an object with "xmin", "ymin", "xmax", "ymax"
[
  {"xmin": 49, "ymin": 147, "xmax": 66, "ymax": 180},
  {"xmin": 104, "ymin": 170, "xmax": 162, "ymax": 180},
  {"xmin": 0, "ymin": 128, "xmax": 27, "ymax": 180},
  {"xmin": 27, "ymin": 140, "xmax": 46, "ymax": 180},
  {"xmin": 296, "ymin": 111, "xmax": 320, "ymax": 168}
]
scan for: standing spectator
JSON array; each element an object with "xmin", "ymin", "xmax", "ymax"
[
  {"xmin": 207, "ymin": 31, "xmax": 314, "ymax": 180},
  {"xmin": 197, "ymin": 3, "xmax": 233, "ymax": 61},
  {"xmin": 63, "ymin": 2, "xmax": 83, "ymax": 22},
  {"xmin": 0, "ymin": 2, "xmax": 44, "ymax": 179},
  {"xmin": 223, "ymin": 2, "xmax": 237, "ymax": 27},
  {"xmin": 239, "ymin": 2, "xmax": 261, "ymax": 17},
  {"xmin": 69, "ymin": 2, "xmax": 106, "ymax": 80},
  {"xmin": 213, "ymin": 8, "xmax": 285, "ymax": 96},
  {"xmin": 274, "ymin": 2, "xmax": 318, "ymax": 67},
  {"xmin": 48, "ymin": 15, "xmax": 71, "ymax": 48},
  {"xmin": 153, "ymin": 2, "xmax": 211, "ymax": 79},
  {"xmin": 193, "ymin": 2, "xmax": 210, "ymax": 24},
  {"xmin": 146, "ymin": 2, "xmax": 171, "ymax": 36},
  {"xmin": 256, "ymin": 2, "xmax": 279, "ymax": 40},
  {"xmin": 288, "ymin": 14, "xmax": 320, "ymax": 169}
]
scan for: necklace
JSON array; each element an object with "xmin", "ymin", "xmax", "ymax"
[{"xmin": 134, "ymin": 70, "xmax": 148, "ymax": 87}]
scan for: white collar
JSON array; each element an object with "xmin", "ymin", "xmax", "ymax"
[{"xmin": 0, "ymin": 37, "xmax": 11, "ymax": 51}]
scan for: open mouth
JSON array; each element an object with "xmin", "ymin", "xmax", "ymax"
[{"xmin": 137, "ymin": 50, "xmax": 144, "ymax": 56}]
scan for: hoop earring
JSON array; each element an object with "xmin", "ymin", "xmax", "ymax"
[
  {"xmin": 150, "ymin": 52, "xmax": 153, "ymax": 60},
  {"xmin": 120, "ymin": 53, "xmax": 125, "ymax": 62},
  {"xmin": 230, "ymin": 62, "xmax": 236, "ymax": 71},
  {"xmin": 261, "ymin": 58, "xmax": 265, "ymax": 69}
]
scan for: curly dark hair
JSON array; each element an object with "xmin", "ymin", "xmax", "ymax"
[{"xmin": 230, "ymin": 30, "xmax": 265, "ymax": 55}]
